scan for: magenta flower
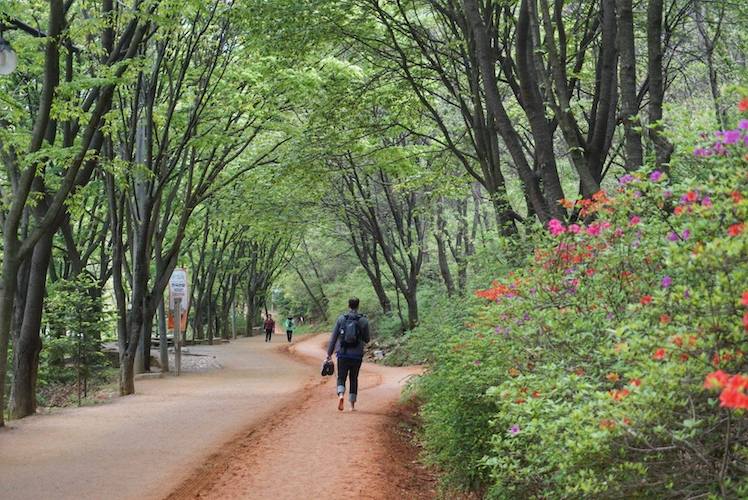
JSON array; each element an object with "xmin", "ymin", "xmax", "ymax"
[
  {"xmin": 619, "ymin": 174, "xmax": 635, "ymax": 185},
  {"xmin": 568, "ymin": 223, "xmax": 580, "ymax": 234},
  {"xmin": 724, "ymin": 130, "xmax": 741, "ymax": 145},
  {"xmin": 629, "ymin": 215, "xmax": 641, "ymax": 226},
  {"xmin": 661, "ymin": 275, "xmax": 673, "ymax": 288},
  {"xmin": 739, "ymin": 119, "xmax": 748, "ymax": 130},
  {"xmin": 548, "ymin": 218, "xmax": 566, "ymax": 236},
  {"xmin": 667, "ymin": 231, "xmax": 679, "ymax": 242},
  {"xmin": 682, "ymin": 229, "xmax": 691, "ymax": 240},
  {"xmin": 586, "ymin": 224, "xmax": 602, "ymax": 236},
  {"xmin": 473, "ymin": 360, "xmax": 482, "ymax": 366},
  {"xmin": 509, "ymin": 425, "xmax": 521, "ymax": 435},
  {"xmin": 649, "ymin": 170, "xmax": 663, "ymax": 182},
  {"xmin": 701, "ymin": 196, "xmax": 712, "ymax": 208}
]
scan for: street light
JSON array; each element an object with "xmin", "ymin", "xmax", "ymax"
[{"xmin": 0, "ymin": 34, "xmax": 17, "ymax": 75}]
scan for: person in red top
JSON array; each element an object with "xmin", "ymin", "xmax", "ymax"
[{"xmin": 263, "ymin": 314, "xmax": 275, "ymax": 342}]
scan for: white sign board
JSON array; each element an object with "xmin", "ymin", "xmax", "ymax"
[{"xmin": 169, "ymin": 268, "xmax": 189, "ymax": 310}]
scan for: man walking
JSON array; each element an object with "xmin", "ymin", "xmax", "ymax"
[
  {"xmin": 326, "ymin": 297, "xmax": 370, "ymax": 411},
  {"xmin": 263, "ymin": 313, "xmax": 275, "ymax": 342}
]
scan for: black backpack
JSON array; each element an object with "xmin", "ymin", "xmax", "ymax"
[{"xmin": 339, "ymin": 314, "xmax": 361, "ymax": 350}]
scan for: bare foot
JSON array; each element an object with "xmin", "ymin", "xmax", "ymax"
[{"xmin": 337, "ymin": 396, "xmax": 344, "ymax": 411}]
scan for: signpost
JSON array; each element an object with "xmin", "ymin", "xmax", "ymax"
[{"xmin": 169, "ymin": 268, "xmax": 189, "ymax": 376}]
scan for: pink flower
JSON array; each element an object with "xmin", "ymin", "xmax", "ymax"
[
  {"xmin": 548, "ymin": 218, "xmax": 566, "ymax": 236},
  {"xmin": 568, "ymin": 224, "xmax": 580, "ymax": 234},
  {"xmin": 629, "ymin": 215, "xmax": 641, "ymax": 226},
  {"xmin": 739, "ymin": 119, "xmax": 748, "ymax": 130},
  {"xmin": 586, "ymin": 224, "xmax": 602, "ymax": 236}
]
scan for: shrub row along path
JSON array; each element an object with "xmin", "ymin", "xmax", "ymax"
[{"xmin": 0, "ymin": 333, "xmax": 435, "ymax": 500}]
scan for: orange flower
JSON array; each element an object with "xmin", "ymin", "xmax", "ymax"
[
  {"xmin": 606, "ymin": 372, "xmax": 620, "ymax": 382},
  {"xmin": 623, "ymin": 417, "xmax": 632, "ymax": 426},
  {"xmin": 508, "ymin": 367, "xmax": 520, "ymax": 377},
  {"xmin": 531, "ymin": 390, "xmax": 541, "ymax": 398},
  {"xmin": 609, "ymin": 388, "xmax": 630, "ymax": 401},
  {"xmin": 629, "ymin": 378, "xmax": 642, "ymax": 387},
  {"xmin": 688, "ymin": 336, "xmax": 698, "ymax": 347},
  {"xmin": 672, "ymin": 336, "xmax": 683, "ymax": 347},
  {"xmin": 712, "ymin": 353, "xmax": 721, "ymax": 366},
  {"xmin": 653, "ymin": 348, "xmax": 666, "ymax": 361},
  {"xmin": 679, "ymin": 353, "xmax": 690, "ymax": 362},
  {"xmin": 599, "ymin": 418, "xmax": 616, "ymax": 430},
  {"xmin": 660, "ymin": 314, "xmax": 671, "ymax": 325}
]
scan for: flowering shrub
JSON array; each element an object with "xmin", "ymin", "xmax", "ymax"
[{"xmin": 416, "ymin": 106, "xmax": 748, "ymax": 497}]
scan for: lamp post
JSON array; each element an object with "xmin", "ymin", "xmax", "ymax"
[{"xmin": 0, "ymin": 34, "xmax": 17, "ymax": 75}]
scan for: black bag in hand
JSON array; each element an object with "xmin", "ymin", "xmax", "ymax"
[{"xmin": 321, "ymin": 359, "xmax": 334, "ymax": 376}]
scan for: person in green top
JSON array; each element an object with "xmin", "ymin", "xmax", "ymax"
[{"xmin": 284, "ymin": 316, "xmax": 295, "ymax": 343}]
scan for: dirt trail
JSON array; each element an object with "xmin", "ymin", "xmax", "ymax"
[
  {"xmin": 167, "ymin": 334, "xmax": 437, "ymax": 500},
  {"xmin": 0, "ymin": 336, "xmax": 310, "ymax": 500},
  {"xmin": 0, "ymin": 333, "xmax": 436, "ymax": 500}
]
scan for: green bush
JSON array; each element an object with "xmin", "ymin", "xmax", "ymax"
[{"xmin": 415, "ymin": 114, "xmax": 748, "ymax": 498}]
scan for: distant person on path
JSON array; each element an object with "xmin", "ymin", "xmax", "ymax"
[
  {"xmin": 264, "ymin": 314, "xmax": 275, "ymax": 342},
  {"xmin": 326, "ymin": 297, "xmax": 370, "ymax": 411},
  {"xmin": 284, "ymin": 316, "xmax": 295, "ymax": 343}
]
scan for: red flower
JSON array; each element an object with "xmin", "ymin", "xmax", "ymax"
[
  {"xmin": 629, "ymin": 378, "xmax": 642, "ymax": 387},
  {"xmin": 732, "ymin": 191, "xmax": 743, "ymax": 204},
  {"xmin": 685, "ymin": 191, "xmax": 698, "ymax": 203},
  {"xmin": 713, "ymin": 353, "xmax": 721, "ymax": 366},
  {"xmin": 742, "ymin": 291, "xmax": 748, "ymax": 307},
  {"xmin": 744, "ymin": 312, "xmax": 748, "ymax": 332},
  {"xmin": 704, "ymin": 370, "xmax": 729, "ymax": 389},
  {"xmin": 719, "ymin": 375, "xmax": 748, "ymax": 409},
  {"xmin": 679, "ymin": 353, "xmax": 690, "ymax": 362},
  {"xmin": 672, "ymin": 336, "xmax": 683, "ymax": 347},
  {"xmin": 660, "ymin": 314, "xmax": 671, "ymax": 325},
  {"xmin": 640, "ymin": 295, "xmax": 653, "ymax": 305},
  {"xmin": 720, "ymin": 388, "xmax": 748, "ymax": 409},
  {"xmin": 739, "ymin": 97, "xmax": 748, "ymax": 113},
  {"xmin": 653, "ymin": 348, "xmax": 666, "ymax": 360},
  {"xmin": 531, "ymin": 390, "xmax": 541, "ymax": 398},
  {"xmin": 728, "ymin": 223, "xmax": 744, "ymax": 237}
]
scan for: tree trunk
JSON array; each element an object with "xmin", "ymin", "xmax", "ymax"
[
  {"xmin": 9, "ymin": 232, "xmax": 53, "ymax": 418},
  {"xmin": 647, "ymin": 0, "xmax": 673, "ymax": 168},
  {"xmin": 617, "ymin": 0, "xmax": 643, "ymax": 170},
  {"xmin": 158, "ymin": 297, "xmax": 169, "ymax": 372}
]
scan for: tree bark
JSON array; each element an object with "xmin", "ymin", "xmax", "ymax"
[
  {"xmin": 647, "ymin": 0, "xmax": 673, "ymax": 168},
  {"xmin": 617, "ymin": 0, "xmax": 643, "ymax": 170},
  {"xmin": 8, "ymin": 231, "xmax": 53, "ymax": 418}
]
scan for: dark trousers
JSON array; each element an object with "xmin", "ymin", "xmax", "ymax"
[
  {"xmin": 286, "ymin": 330, "xmax": 293, "ymax": 342},
  {"xmin": 336, "ymin": 358, "xmax": 362, "ymax": 402},
  {"xmin": 265, "ymin": 329, "xmax": 272, "ymax": 342}
]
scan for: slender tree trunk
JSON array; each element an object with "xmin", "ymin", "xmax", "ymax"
[
  {"xmin": 158, "ymin": 297, "xmax": 169, "ymax": 372},
  {"xmin": 647, "ymin": 0, "xmax": 673, "ymax": 168},
  {"xmin": 617, "ymin": 0, "xmax": 643, "ymax": 170}
]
